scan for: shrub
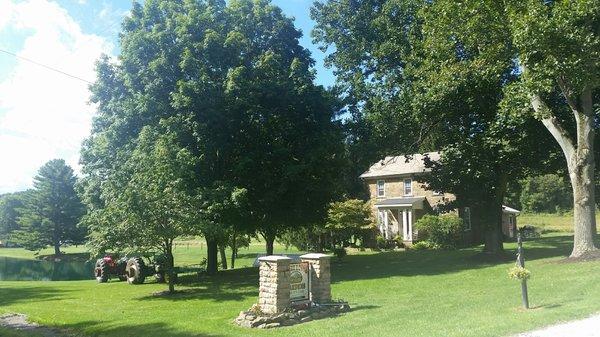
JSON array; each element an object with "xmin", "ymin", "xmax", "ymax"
[
  {"xmin": 333, "ymin": 247, "xmax": 347, "ymax": 260},
  {"xmin": 393, "ymin": 235, "xmax": 405, "ymax": 249},
  {"xmin": 519, "ymin": 225, "xmax": 541, "ymax": 239},
  {"xmin": 411, "ymin": 241, "xmax": 435, "ymax": 250},
  {"xmin": 375, "ymin": 235, "xmax": 387, "ymax": 250},
  {"xmin": 414, "ymin": 214, "xmax": 464, "ymax": 249}
]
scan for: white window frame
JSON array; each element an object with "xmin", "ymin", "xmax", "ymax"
[
  {"xmin": 403, "ymin": 178, "xmax": 412, "ymax": 196},
  {"xmin": 376, "ymin": 180, "xmax": 385, "ymax": 197}
]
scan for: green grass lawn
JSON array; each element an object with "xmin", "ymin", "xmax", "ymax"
[
  {"xmin": 0, "ymin": 239, "xmax": 300, "ymax": 270},
  {"xmin": 519, "ymin": 212, "xmax": 600, "ymax": 233},
  {"xmin": 1, "ymin": 234, "xmax": 600, "ymax": 337}
]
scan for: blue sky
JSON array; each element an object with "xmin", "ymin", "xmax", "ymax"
[{"xmin": 0, "ymin": 0, "xmax": 334, "ymax": 194}]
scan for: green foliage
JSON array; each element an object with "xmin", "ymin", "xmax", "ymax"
[
  {"xmin": 508, "ymin": 266, "xmax": 531, "ymax": 281},
  {"xmin": 0, "ymin": 192, "xmax": 27, "ymax": 245},
  {"xmin": 81, "ymin": 0, "xmax": 344, "ymax": 266},
  {"xmin": 520, "ymin": 174, "xmax": 572, "ymax": 213},
  {"xmin": 414, "ymin": 214, "xmax": 464, "ymax": 249},
  {"xmin": 519, "ymin": 225, "xmax": 542, "ymax": 239},
  {"xmin": 333, "ymin": 247, "xmax": 347, "ymax": 260},
  {"xmin": 410, "ymin": 241, "xmax": 436, "ymax": 250},
  {"xmin": 14, "ymin": 160, "xmax": 85, "ymax": 254},
  {"xmin": 325, "ymin": 199, "xmax": 374, "ymax": 247}
]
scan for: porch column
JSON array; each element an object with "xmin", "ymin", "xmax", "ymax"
[
  {"xmin": 402, "ymin": 209, "xmax": 408, "ymax": 240},
  {"xmin": 383, "ymin": 210, "xmax": 389, "ymax": 239},
  {"xmin": 408, "ymin": 209, "xmax": 413, "ymax": 240}
]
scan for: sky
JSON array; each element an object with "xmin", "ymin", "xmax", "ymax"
[{"xmin": 0, "ymin": 0, "xmax": 335, "ymax": 194}]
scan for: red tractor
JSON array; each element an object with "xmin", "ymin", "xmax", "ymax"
[{"xmin": 94, "ymin": 255, "xmax": 158, "ymax": 284}]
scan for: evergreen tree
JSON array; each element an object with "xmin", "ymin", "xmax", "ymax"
[{"xmin": 15, "ymin": 160, "xmax": 85, "ymax": 254}]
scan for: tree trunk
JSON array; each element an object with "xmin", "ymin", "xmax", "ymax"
[
  {"xmin": 482, "ymin": 203, "xmax": 504, "ymax": 254},
  {"xmin": 568, "ymin": 101, "xmax": 597, "ymax": 257},
  {"xmin": 54, "ymin": 242, "xmax": 61, "ymax": 256},
  {"xmin": 206, "ymin": 238, "xmax": 218, "ymax": 275},
  {"xmin": 264, "ymin": 232, "xmax": 275, "ymax": 255},
  {"xmin": 531, "ymin": 90, "xmax": 597, "ymax": 258},
  {"xmin": 230, "ymin": 233, "xmax": 236, "ymax": 269},
  {"xmin": 166, "ymin": 247, "xmax": 175, "ymax": 294},
  {"xmin": 219, "ymin": 244, "xmax": 228, "ymax": 270}
]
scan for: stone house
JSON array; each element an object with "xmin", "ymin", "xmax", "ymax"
[{"xmin": 360, "ymin": 152, "xmax": 519, "ymax": 245}]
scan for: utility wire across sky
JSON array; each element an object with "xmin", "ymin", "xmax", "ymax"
[{"xmin": 0, "ymin": 48, "xmax": 94, "ymax": 84}]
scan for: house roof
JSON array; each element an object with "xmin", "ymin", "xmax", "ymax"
[
  {"xmin": 360, "ymin": 152, "xmax": 441, "ymax": 179},
  {"xmin": 502, "ymin": 205, "xmax": 521, "ymax": 214},
  {"xmin": 374, "ymin": 196, "xmax": 426, "ymax": 208}
]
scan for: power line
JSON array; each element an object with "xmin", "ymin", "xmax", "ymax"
[{"xmin": 0, "ymin": 48, "xmax": 94, "ymax": 84}]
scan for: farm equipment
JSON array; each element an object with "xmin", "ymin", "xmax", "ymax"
[{"xmin": 94, "ymin": 255, "xmax": 170, "ymax": 285}]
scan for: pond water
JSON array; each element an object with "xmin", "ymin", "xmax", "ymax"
[{"xmin": 0, "ymin": 256, "xmax": 93, "ymax": 281}]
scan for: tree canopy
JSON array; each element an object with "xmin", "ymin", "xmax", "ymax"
[{"xmin": 81, "ymin": 0, "xmax": 344, "ymax": 272}]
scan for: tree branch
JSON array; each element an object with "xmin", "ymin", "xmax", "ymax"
[{"xmin": 531, "ymin": 93, "xmax": 576, "ymax": 164}]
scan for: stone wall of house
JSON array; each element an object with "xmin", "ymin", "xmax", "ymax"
[{"xmin": 365, "ymin": 175, "xmax": 455, "ymax": 207}]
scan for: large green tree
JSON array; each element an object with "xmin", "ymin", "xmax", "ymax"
[
  {"xmin": 312, "ymin": 0, "xmax": 597, "ymax": 256},
  {"xmin": 0, "ymin": 192, "xmax": 27, "ymax": 246},
  {"xmin": 312, "ymin": 0, "xmax": 551, "ymax": 253},
  {"xmin": 81, "ymin": 0, "xmax": 343, "ymax": 273},
  {"xmin": 15, "ymin": 160, "xmax": 85, "ymax": 254},
  {"xmin": 86, "ymin": 127, "xmax": 197, "ymax": 293}
]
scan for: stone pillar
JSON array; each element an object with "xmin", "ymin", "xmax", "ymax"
[
  {"xmin": 258, "ymin": 256, "xmax": 291, "ymax": 314},
  {"xmin": 300, "ymin": 253, "xmax": 331, "ymax": 303}
]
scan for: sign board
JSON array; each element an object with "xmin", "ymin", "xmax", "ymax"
[{"xmin": 289, "ymin": 261, "xmax": 310, "ymax": 302}]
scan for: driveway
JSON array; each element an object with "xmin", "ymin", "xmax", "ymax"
[{"xmin": 516, "ymin": 314, "xmax": 600, "ymax": 337}]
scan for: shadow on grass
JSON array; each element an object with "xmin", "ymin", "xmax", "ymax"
[
  {"xmin": 138, "ymin": 267, "xmax": 258, "ymax": 303},
  {"xmin": 0, "ymin": 285, "xmax": 73, "ymax": 306},
  {"xmin": 61, "ymin": 320, "xmax": 221, "ymax": 337},
  {"xmin": 330, "ymin": 235, "xmax": 575, "ymax": 283}
]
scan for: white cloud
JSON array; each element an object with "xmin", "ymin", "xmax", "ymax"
[{"xmin": 0, "ymin": 0, "xmax": 112, "ymax": 193}]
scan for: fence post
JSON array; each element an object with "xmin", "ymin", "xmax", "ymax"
[{"xmin": 517, "ymin": 233, "xmax": 529, "ymax": 309}]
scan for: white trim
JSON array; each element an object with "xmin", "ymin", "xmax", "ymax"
[{"xmin": 375, "ymin": 203, "xmax": 414, "ymax": 208}]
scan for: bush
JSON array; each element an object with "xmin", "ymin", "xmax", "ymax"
[
  {"xmin": 333, "ymin": 247, "xmax": 347, "ymax": 260},
  {"xmin": 375, "ymin": 235, "xmax": 387, "ymax": 250},
  {"xmin": 411, "ymin": 241, "xmax": 436, "ymax": 250},
  {"xmin": 414, "ymin": 214, "xmax": 464, "ymax": 249},
  {"xmin": 519, "ymin": 225, "xmax": 541, "ymax": 239}
]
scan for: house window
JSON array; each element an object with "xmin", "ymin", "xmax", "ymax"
[
  {"xmin": 376, "ymin": 180, "xmax": 385, "ymax": 197},
  {"xmin": 403, "ymin": 178, "xmax": 412, "ymax": 196},
  {"xmin": 463, "ymin": 207, "xmax": 472, "ymax": 231}
]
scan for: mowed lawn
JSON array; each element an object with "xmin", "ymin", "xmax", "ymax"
[
  {"xmin": 519, "ymin": 212, "xmax": 600, "ymax": 233},
  {"xmin": 1, "ymin": 234, "xmax": 600, "ymax": 337}
]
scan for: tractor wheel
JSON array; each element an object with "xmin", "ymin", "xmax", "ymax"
[
  {"xmin": 94, "ymin": 259, "xmax": 109, "ymax": 283},
  {"xmin": 126, "ymin": 257, "xmax": 146, "ymax": 285},
  {"xmin": 118, "ymin": 275, "xmax": 128, "ymax": 282},
  {"xmin": 155, "ymin": 272, "xmax": 166, "ymax": 284}
]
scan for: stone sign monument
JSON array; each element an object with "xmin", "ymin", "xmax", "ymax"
[{"xmin": 235, "ymin": 253, "xmax": 349, "ymax": 329}]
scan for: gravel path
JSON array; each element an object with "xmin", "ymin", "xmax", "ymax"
[
  {"xmin": 0, "ymin": 313, "xmax": 72, "ymax": 337},
  {"xmin": 516, "ymin": 314, "xmax": 600, "ymax": 337}
]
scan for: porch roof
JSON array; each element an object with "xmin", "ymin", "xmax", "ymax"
[{"xmin": 374, "ymin": 196, "xmax": 425, "ymax": 208}]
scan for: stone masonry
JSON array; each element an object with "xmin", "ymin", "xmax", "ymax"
[
  {"xmin": 258, "ymin": 256, "xmax": 291, "ymax": 314},
  {"xmin": 300, "ymin": 253, "xmax": 331, "ymax": 303}
]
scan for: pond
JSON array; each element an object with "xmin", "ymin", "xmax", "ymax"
[{"xmin": 0, "ymin": 256, "xmax": 93, "ymax": 281}]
